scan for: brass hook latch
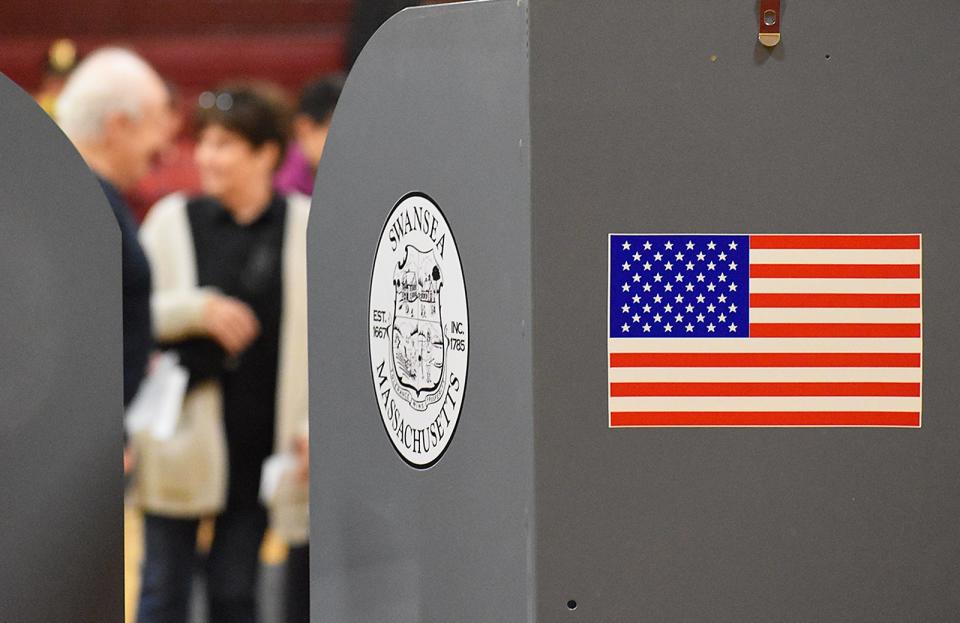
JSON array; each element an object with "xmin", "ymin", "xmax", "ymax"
[{"xmin": 759, "ymin": 0, "xmax": 782, "ymax": 47}]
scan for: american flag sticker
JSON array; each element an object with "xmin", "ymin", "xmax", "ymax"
[{"xmin": 608, "ymin": 234, "xmax": 922, "ymax": 428}]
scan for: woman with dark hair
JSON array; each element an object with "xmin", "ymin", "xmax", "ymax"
[
  {"xmin": 133, "ymin": 82, "xmax": 309, "ymax": 623},
  {"xmin": 274, "ymin": 73, "xmax": 343, "ymax": 197}
]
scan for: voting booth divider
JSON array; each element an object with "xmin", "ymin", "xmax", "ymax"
[
  {"xmin": 0, "ymin": 76, "xmax": 123, "ymax": 622},
  {"xmin": 309, "ymin": 1, "xmax": 960, "ymax": 622}
]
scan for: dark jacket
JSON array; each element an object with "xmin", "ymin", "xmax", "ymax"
[{"xmin": 99, "ymin": 176, "xmax": 153, "ymax": 406}]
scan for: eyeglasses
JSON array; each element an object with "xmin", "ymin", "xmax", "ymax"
[{"xmin": 197, "ymin": 90, "xmax": 234, "ymax": 111}]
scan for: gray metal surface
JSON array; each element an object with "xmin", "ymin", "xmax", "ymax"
[
  {"xmin": 308, "ymin": 2, "xmax": 532, "ymax": 622},
  {"xmin": 0, "ymin": 76, "xmax": 123, "ymax": 621},
  {"xmin": 530, "ymin": 1, "xmax": 960, "ymax": 621},
  {"xmin": 311, "ymin": 0, "xmax": 960, "ymax": 621}
]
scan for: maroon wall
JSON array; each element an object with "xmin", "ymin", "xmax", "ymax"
[{"xmin": 0, "ymin": 0, "xmax": 352, "ymax": 93}]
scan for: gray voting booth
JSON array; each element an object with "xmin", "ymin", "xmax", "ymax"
[
  {"xmin": 309, "ymin": 1, "xmax": 960, "ymax": 621},
  {"xmin": 0, "ymin": 76, "xmax": 123, "ymax": 621}
]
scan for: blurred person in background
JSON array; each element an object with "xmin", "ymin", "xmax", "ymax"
[
  {"xmin": 136, "ymin": 82, "xmax": 309, "ymax": 623},
  {"xmin": 34, "ymin": 38, "xmax": 80, "ymax": 116},
  {"xmin": 273, "ymin": 74, "xmax": 343, "ymax": 198},
  {"xmin": 126, "ymin": 81, "xmax": 203, "ymax": 223},
  {"xmin": 346, "ymin": 0, "xmax": 456, "ymax": 70},
  {"xmin": 57, "ymin": 47, "xmax": 173, "ymax": 410},
  {"xmin": 346, "ymin": 0, "xmax": 419, "ymax": 71},
  {"xmin": 272, "ymin": 73, "xmax": 342, "ymax": 623}
]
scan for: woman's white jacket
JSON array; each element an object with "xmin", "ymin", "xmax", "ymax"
[{"xmin": 135, "ymin": 192, "xmax": 310, "ymax": 545}]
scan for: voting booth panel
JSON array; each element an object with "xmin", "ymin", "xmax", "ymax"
[
  {"xmin": 310, "ymin": 1, "xmax": 960, "ymax": 621},
  {"xmin": 0, "ymin": 76, "xmax": 123, "ymax": 622},
  {"xmin": 309, "ymin": 3, "xmax": 532, "ymax": 621},
  {"xmin": 530, "ymin": 2, "xmax": 958, "ymax": 621}
]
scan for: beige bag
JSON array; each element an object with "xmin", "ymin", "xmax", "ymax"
[
  {"xmin": 131, "ymin": 381, "xmax": 228, "ymax": 518},
  {"xmin": 268, "ymin": 495, "xmax": 310, "ymax": 546}
]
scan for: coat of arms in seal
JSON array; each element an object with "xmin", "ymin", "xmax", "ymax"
[{"xmin": 369, "ymin": 192, "xmax": 468, "ymax": 468}]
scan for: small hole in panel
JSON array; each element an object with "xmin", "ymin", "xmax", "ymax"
[
  {"xmin": 825, "ymin": 54, "xmax": 832, "ymax": 59},
  {"xmin": 763, "ymin": 9, "xmax": 777, "ymax": 26},
  {"xmin": 567, "ymin": 600, "xmax": 578, "ymax": 611}
]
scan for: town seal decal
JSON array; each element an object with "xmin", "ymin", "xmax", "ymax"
[{"xmin": 369, "ymin": 192, "xmax": 469, "ymax": 468}]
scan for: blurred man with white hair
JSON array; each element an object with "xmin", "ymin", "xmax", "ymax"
[{"xmin": 58, "ymin": 47, "xmax": 172, "ymax": 407}]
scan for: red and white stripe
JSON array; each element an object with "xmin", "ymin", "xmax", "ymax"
[{"xmin": 608, "ymin": 234, "xmax": 922, "ymax": 427}]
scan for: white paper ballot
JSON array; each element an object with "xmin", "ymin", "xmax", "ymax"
[
  {"xmin": 260, "ymin": 452, "xmax": 303, "ymax": 507},
  {"xmin": 124, "ymin": 352, "xmax": 189, "ymax": 441}
]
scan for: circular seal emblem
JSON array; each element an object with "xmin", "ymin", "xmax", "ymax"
[{"xmin": 369, "ymin": 193, "xmax": 469, "ymax": 468}]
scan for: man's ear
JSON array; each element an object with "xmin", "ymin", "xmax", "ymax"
[{"xmin": 102, "ymin": 111, "xmax": 134, "ymax": 143}]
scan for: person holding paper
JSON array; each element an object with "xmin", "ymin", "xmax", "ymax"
[
  {"xmin": 135, "ymin": 82, "xmax": 309, "ymax": 623},
  {"xmin": 57, "ymin": 48, "xmax": 174, "ymax": 409}
]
